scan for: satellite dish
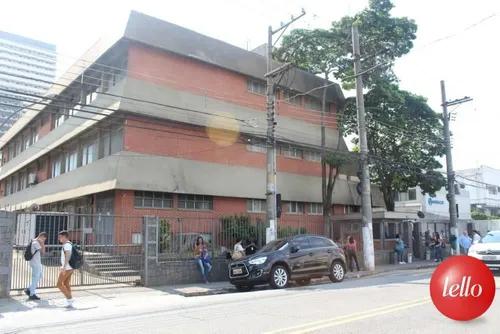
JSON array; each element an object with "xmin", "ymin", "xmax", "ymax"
[{"xmin": 417, "ymin": 211, "xmax": 425, "ymax": 219}]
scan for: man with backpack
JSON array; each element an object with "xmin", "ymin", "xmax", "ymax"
[
  {"xmin": 24, "ymin": 232, "xmax": 47, "ymax": 300},
  {"xmin": 57, "ymin": 230, "xmax": 77, "ymax": 308}
]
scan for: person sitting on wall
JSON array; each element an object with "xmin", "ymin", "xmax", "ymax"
[
  {"xmin": 232, "ymin": 238, "xmax": 245, "ymax": 260},
  {"xmin": 193, "ymin": 236, "xmax": 212, "ymax": 284}
]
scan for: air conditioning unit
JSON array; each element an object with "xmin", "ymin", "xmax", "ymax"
[{"xmin": 28, "ymin": 173, "xmax": 37, "ymax": 186}]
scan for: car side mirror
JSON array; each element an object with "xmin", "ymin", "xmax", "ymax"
[{"xmin": 291, "ymin": 245, "xmax": 300, "ymax": 253}]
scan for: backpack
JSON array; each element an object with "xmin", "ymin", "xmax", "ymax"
[
  {"xmin": 24, "ymin": 240, "xmax": 38, "ymax": 261},
  {"xmin": 68, "ymin": 243, "xmax": 83, "ymax": 269}
]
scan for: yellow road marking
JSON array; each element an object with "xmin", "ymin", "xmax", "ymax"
[{"xmin": 265, "ymin": 298, "xmax": 431, "ymax": 334}]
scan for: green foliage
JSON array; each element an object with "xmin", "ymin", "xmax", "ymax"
[
  {"xmin": 159, "ymin": 219, "xmax": 171, "ymax": 253},
  {"xmin": 275, "ymin": 0, "xmax": 417, "ymax": 89},
  {"xmin": 220, "ymin": 215, "xmax": 265, "ymax": 246},
  {"xmin": 277, "ymin": 226, "xmax": 307, "ymax": 239},
  {"xmin": 472, "ymin": 211, "xmax": 500, "ymax": 220},
  {"xmin": 342, "ymin": 83, "xmax": 446, "ymax": 210}
]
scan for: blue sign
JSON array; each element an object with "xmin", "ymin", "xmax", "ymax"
[{"xmin": 428, "ymin": 197, "xmax": 445, "ymax": 206}]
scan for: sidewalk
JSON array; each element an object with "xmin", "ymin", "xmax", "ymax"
[{"xmin": 163, "ymin": 259, "xmax": 438, "ymax": 297}]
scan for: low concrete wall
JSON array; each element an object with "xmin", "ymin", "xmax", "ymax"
[
  {"xmin": 0, "ymin": 212, "xmax": 15, "ymax": 298},
  {"xmin": 143, "ymin": 257, "xmax": 230, "ymax": 286}
]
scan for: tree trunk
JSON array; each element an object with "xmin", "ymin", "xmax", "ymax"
[{"xmin": 382, "ymin": 186, "xmax": 395, "ymax": 211}]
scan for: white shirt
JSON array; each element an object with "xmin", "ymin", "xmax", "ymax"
[
  {"xmin": 472, "ymin": 233, "xmax": 481, "ymax": 244},
  {"xmin": 30, "ymin": 239, "xmax": 42, "ymax": 267},
  {"xmin": 234, "ymin": 242, "xmax": 244, "ymax": 253},
  {"xmin": 61, "ymin": 242, "xmax": 73, "ymax": 270}
]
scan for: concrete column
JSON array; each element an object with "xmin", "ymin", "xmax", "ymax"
[{"xmin": 0, "ymin": 211, "xmax": 15, "ymax": 298}]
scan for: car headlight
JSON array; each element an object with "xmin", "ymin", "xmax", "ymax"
[{"xmin": 249, "ymin": 257, "xmax": 267, "ymax": 265}]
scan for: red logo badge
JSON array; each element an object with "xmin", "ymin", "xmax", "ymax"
[{"xmin": 430, "ymin": 255, "xmax": 496, "ymax": 321}]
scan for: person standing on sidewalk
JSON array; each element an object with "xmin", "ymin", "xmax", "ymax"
[
  {"xmin": 24, "ymin": 232, "xmax": 47, "ymax": 300},
  {"xmin": 472, "ymin": 230, "xmax": 482, "ymax": 245},
  {"xmin": 433, "ymin": 232, "xmax": 444, "ymax": 262},
  {"xmin": 394, "ymin": 234, "xmax": 405, "ymax": 264},
  {"xmin": 345, "ymin": 236, "xmax": 360, "ymax": 272},
  {"xmin": 57, "ymin": 231, "xmax": 74, "ymax": 308},
  {"xmin": 458, "ymin": 231, "xmax": 472, "ymax": 255}
]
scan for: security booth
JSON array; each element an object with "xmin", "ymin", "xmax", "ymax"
[{"xmin": 333, "ymin": 210, "xmax": 419, "ymax": 265}]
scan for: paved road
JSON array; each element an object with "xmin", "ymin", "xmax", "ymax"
[{"xmin": 1, "ymin": 269, "xmax": 499, "ymax": 334}]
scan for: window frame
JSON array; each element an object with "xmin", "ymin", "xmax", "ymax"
[
  {"xmin": 134, "ymin": 191, "xmax": 173, "ymax": 209},
  {"xmin": 247, "ymin": 199, "xmax": 266, "ymax": 213},
  {"xmin": 178, "ymin": 194, "xmax": 213, "ymax": 211},
  {"xmin": 288, "ymin": 201, "xmax": 305, "ymax": 214},
  {"xmin": 308, "ymin": 203, "xmax": 323, "ymax": 215}
]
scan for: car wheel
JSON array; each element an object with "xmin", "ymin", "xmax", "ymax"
[
  {"xmin": 235, "ymin": 285, "xmax": 253, "ymax": 292},
  {"xmin": 295, "ymin": 278, "xmax": 311, "ymax": 286},
  {"xmin": 329, "ymin": 260, "xmax": 345, "ymax": 283},
  {"xmin": 270, "ymin": 265, "xmax": 289, "ymax": 289}
]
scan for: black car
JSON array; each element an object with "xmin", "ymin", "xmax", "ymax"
[{"xmin": 228, "ymin": 235, "xmax": 346, "ymax": 291}]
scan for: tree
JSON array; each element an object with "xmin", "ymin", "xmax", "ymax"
[
  {"xmin": 275, "ymin": 29, "xmax": 344, "ymax": 232},
  {"xmin": 342, "ymin": 83, "xmax": 446, "ymax": 210},
  {"xmin": 331, "ymin": 0, "xmax": 417, "ymax": 89},
  {"xmin": 275, "ymin": 0, "xmax": 418, "ymax": 221}
]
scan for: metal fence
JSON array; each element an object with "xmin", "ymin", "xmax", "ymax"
[
  {"xmin": 11, "ymin": 211, "xmax": 327, "ymax": 290},
  {"xmin": 11, "ymin": 212, "xmax": 143, "ymax": 290},
  {"xmin": 154, "ymin": 214, "xmax": 326, "ymax": 261}
]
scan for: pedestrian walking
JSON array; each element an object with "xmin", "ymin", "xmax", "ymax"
[
  {"xmin": 194, "ymin": 236, "xmax": 212, "ymax": 283},
  {"xmin": 458, "ymin": 231, "xmax": 472, "ymax": 255},
  {"xmin": 24, "ymin": 232, "xmax": 47, "ymax": 300},
  {"xmin": 57, "ymin": 231, "xmax": 75, "ymax": 308},
  {"xmin": 345, "ymin": 236, "xmax": 360, "ymax": 272},
  {"xmin": 433, "ymin": 232, "xmax": 444, "ymax": 262},
  {"xmin": 472, "ymin": 230, "xmax": 482, "ymax": 244},
  {"xmin": 394, "ymin": 234, "xmax": 405, "ymax": 264}
]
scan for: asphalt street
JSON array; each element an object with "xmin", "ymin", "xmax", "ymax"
[{"xmin": 1, "ymin": 268, "xmax": 499, "ymax": 334}]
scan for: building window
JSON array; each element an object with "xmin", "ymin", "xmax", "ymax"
[
  {"xmin": 134, "ymin": 191, "xmax": 173, "ymax": 209},
  {"xmin": 304, "ymin": 150, "xmax": 321, "ymax": 162},
  {"xmin": 308, "ymin": 203, "xmax": 323, "ymax": 215},
  {"xmin": 178, "ymin": 194, "xmax": 213, "ymax": 210},
  {"xmin": 305, "ymin": 96, "xmax": 323, "ymax": 111},
  {"xmin": 288, "ymin": 201, "xmax": 305, "ymax": 214},
  {"xmin": 54, "ymin": 111, "xmax": 66, "ymax": 128},
  {"xmin": 247, "ymin": 199, "xmax": 266, "ymax": 213},
  {"xmin": 51, "ymin": 157, "xmax": 61, "ymax": 178},
  {"xmin": 283, "ymin": 145, "xmax": 303, "ymax": 159},
  {"xmin": 384, "ymin": 222, "xmax": 398, "ymax": 239},
  {"xmin": 19, "ymin": 171, "xmax": 27, "ymax": 191},
  {"xmin": 488, "ymin": 186, "xmax": 498, "ymax": 195},
  {"xmin": 22, "ymin": 135, "xmax": 30, "ymax": 152},
  {"xmin": 373, "ymin": 222, "xmax": 381, "ymax": 239},
  {"xmin": 281, "ymin": 89, "xmax": 301, "ymax": 105},
  {"xmin": 247, "ymin": 79, "xmax": 266, "ymax": 95},
  {"xmin": 65, "ymin": 150, "xmax": 78, "ymax": 173},
  {"xmin": 5, "ymin": 177, "xmax": 11, "ymax": 195},
  {"xmin": 247, "ymin": 142, "xmax": 267, "ymax": 153},
  {"xmin": 408, "ymin": 188, "xmax": 417, "ymax": 201},
  {"xmin": 82, "ymin": 141, "xmax": 97, "ymax": 166}
]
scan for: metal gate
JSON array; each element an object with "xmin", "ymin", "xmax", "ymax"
[{"xmin": 11, "ymin": 212, "xmax": 143, "ymax": 290}]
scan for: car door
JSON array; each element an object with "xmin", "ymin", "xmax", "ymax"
[
  {"xmin": 308, "ymin": 237, "xmax": 332, "ymax": 273},
  {"xmin": 288, "ymin": 237, "xmax": 313, "ymax": 276}
]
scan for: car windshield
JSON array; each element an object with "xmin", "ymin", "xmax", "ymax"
[
  {"xmin": 259, "ymin": 239, "xmax": 288, "ymax": 253},
  {"xmin": 480, "ymin": 233, "xmax": 500, "ymax": 243}
]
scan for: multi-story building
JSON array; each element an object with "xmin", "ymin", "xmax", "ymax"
[
  {"xmin": 0, "ymin": 11, "xmax": 384, "ymax": 244},
  {"xmin": 457, "ymin": 165, "xmax": 500, "ymax": 216},
  {"xmin": 0, "ymin": 31, "xmax": 56, "ymax": 135}
]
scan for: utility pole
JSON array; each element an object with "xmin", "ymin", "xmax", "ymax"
[
  {"xmin": 440, "ymin": 80, "xmax": 472, "ymax": 255},
  {"xmin": 352, "ymin": 23, "xmax": 375, "ymax": 271},
  {"xmin": 265, "ymin": 10, "xmax": 305, "ymax": 244}
]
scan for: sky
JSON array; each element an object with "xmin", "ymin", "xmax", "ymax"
[{"xmin": 1, "ymin": 0, "xmax": 499, "ymax": 171}]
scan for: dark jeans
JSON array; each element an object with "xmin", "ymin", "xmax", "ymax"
[
  {"xmin": 434, "ymin": 247, "xmax": 443, "ymax": 261},
  {"xmin": 347, "ymin": 251, "xmax": 360, "ymax": 272},
  {"xmin": 395, "ymin": 249, "xmax": 404, "ymax": 263}
]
